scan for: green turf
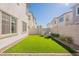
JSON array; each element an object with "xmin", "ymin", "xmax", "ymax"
[{"xmin": 4, "ymin": 35, "xmax": 69, "ymax": 53}]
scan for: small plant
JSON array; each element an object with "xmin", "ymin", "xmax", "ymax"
[{"xmin": 65, "ymin": 36, "xmax": 73, "ymax": 44}]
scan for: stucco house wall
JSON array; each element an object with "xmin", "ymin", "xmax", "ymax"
[
  {"xmin": 48, "ymin": 4, "xmax": 79, "ymax": 46},
  {"xmin": 27, "ymin": 13, "xmax": 37, "ymax": 34},
  {"xmin": 0, "ymin": 3, "xmax": 29, "ymax": 49}
]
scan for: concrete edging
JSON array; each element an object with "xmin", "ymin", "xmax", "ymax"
[{"xmin": 0, "ymin": 53, "xmax": 72, "ymax": 56}]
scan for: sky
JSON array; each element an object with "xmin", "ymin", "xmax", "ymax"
[{"xmin": 28, "ymin": 3, "xmax": 75, "ymax": 28}]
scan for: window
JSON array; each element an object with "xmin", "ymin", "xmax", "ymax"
[
  {"xmin": 2, "ymin": 11, "xmax": 17, "ymax": 34},
  {"xmin": 28, "ymin": 15, "xmax": 30, "ymax": 20},
  {"xmin": 77, "ymin": 7, "xmax": 79, "ymax": 15},
  {"xmin": 59, "ymin": 16, "xmax": 64, "ymax": 22},
  {"xmin": 76, "ymin": 6, "xmax": 79, "ymax": 16},
  {"xmin": 22, "ymin": 21, "xmax": 27, "ymax": 32},
  {"xmin": 11, "ymin": 17, "xmax": 17, "ymax": 33},
  {"xmin": 2, "ymin": 12, "xmax": 10, "ymax": 34}
]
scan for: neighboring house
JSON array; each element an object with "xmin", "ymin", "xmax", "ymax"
[
  {"xmin": 0, "ymin": 3, "xmax": 29, "ymax": 50},
  {"xmin": 48, "ymin": 17, "xmax": 59, "ymax": 34},
  {"xmin": 47, "ymin": 4, "xmax": 79, "ymax": 46},
  {"xmin": 37, "ymin": 25, "xmax": 43, "ymax": 34},
  {"xmin": 36, "ymin": 25, "xmax": 49, "ymax": 35},
  {"xmin": 27, "ymin": 12, "xmax": 37, "ymax": 34}
]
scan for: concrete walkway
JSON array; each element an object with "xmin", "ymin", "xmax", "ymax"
[{"xmin": 0, "ymin": 34, "xmax": 27, "ymax": 53}]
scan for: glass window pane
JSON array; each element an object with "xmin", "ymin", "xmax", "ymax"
[
  {"xmin": 77, "ymin": 7, "xmax": 79, "ymax": 14},
  {"xmin": 2, "ymin": 12, "xmax": 10, "ymax": 34},
  {"xmin": 59, "ymin": 16, "xmax": 64, "ymax": 22},
  {"xmin": 11, "ymin": 17, "xmax": 17, "ymax": 33},
  {"xmin": 22, "ymin": 21, "xmax": 27, "ymax": 32}
]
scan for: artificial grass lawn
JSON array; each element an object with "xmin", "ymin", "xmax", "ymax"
[{"xmin": 4, "ymin": 35, "xmax": 69, "ymax": 53}]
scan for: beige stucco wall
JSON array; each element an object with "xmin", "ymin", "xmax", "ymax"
[
  {"xmin": 0, "ymin": 3, "xmax": 29, "ymax": 39},
  {"xmin": 0, "ymin": 3, "xmax": 28, "ymax": 35},
  {"xmin": 57, "ymin": 24, "xmax": 79, "ymax": 46},
  {"xmin": 0, "ymin": 3, "xmax": 29, "ymax": 49},
  {"xmin": 64, "ymin": 11, "xmax": 73, "ymax": 25}
]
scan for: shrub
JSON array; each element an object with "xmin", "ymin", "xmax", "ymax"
[
  {"xmin": 50, "ymin": 33, "xmax": 73, "ymax": 44},
  {"xmin": 40, "ymin": 35, "xmax": 44, "ymax": 37},
  {"xmin": 45, "ymin": 35, "xmax": 51, "ymax": 39},
  {"xmin": 59, "ymin": 36, "xmax": 73, "ymax": 44},
  {"xmin": 59, "ymin": 36, "xmax": 66, "ymax": 41},
  {"xmin": 51, "ymin": 33, "xmax": 60, "ymax": 37}
]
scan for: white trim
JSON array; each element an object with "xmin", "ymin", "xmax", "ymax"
[
  {"xmin": 0, "ymin": 11, "xmax": 2, "ymax": 35},
  {"xmin": 10, "ymin": 16, "xmax": 12, "ymax": 33}
]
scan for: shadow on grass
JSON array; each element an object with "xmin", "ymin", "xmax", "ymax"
[{"xmin": 50, "ymin": 36, "xmax": 78, "ymax": 56}]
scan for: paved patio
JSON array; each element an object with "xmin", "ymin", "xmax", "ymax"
[{"xmin": 0, "ymin": 34, "xmax": 28, "ymax": 53}]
